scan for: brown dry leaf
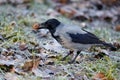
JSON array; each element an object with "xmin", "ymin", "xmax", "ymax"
[
  {"xmin": 22, "ymin": 57, "xmax": 40, "ymax": 72},
  {"xmin": 32, "ymin": 23, "xmax": 40, "ymax": 30},
  {"xmin": 57, "ymin": 6, "xmax": 77, "ymax": 18},
  {"xmin": 92, "ymin": 72, "xmax": 107, "ymax": 80},
  {"xmin": 101, "ymin": 0, "xmax": 118, "ymax": 6},
  {"xmin": 115, "ymin": 24, "xmax": 120, "ymax": 31},
  {"xmin": 57, "ymin": 0, "xmax": 70, "ymax": 4},
  {"xmin": 32, "ymin": 58, "xmax": 40, "ymax": 69}
]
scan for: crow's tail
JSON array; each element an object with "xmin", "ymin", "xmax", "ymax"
[{"xmin": 102, "ymin": 42, "xmax": 116, "ymax": 51}]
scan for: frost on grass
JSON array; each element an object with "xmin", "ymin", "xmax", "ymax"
[{"xmin": 0, "ymin": 1, "xmax": 120, "ymax": 80}]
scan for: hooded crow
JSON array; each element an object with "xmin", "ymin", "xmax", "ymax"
[{"xmin": 38, "ymin": 18, "xmax": 116, "ymax": 63}]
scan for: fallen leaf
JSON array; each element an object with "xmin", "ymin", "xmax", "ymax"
[
  {"xmin": 32, "ymin": 23, "xmax": 40, "ymax": 30},
  {"xmin": 57, "ymin": 0, "xmax": 70, "ymax": 4},
  {"xmin": 115, "ymin": 24, "xmax": 120, "ymax": 31},
  {"xmin": 101, "ymin": 0, "xmax": 118, "ymax": 6},
  {"xmin": 92, "ymin": 72, "xmax": 107, "ymax": 80},
  {"xmin": 22, "ymin": 57, "xmax": 40, "ymax": 72},
  {"xmin": 57, "ymin": 6, "xmax": 77, "ymax": 18}
]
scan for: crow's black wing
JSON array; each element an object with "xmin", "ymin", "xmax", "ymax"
[
  {"xmin": 67, "ymin": 32, "xmax": 103, "ymax": 44},
  {"xmin": 82, "ymin": 29, "xmax": 100, "ymax": 40},
  {"xmin": 67, "ymin": 32, "xmax": 116, "ymax": 50}
]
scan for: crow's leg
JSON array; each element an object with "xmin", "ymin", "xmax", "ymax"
[
  {"xmin": 69, "ymin": 50, "xmax": 81, "ymax": 64},
  {"xmin": 61, "ymin": 50, "xmax": 74, "ymax": 61}
]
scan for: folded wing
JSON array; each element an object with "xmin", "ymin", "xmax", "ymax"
[{"xmin": 67, "ymin": 32, "xmax": 103, "ymax": 44}]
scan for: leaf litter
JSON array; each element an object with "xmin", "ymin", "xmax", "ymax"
[{"xmin": 0, "ymin": 0, "xmax": 120, "ymax": 80}]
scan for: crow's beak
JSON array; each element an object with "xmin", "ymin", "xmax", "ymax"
[
  {"xmin": 33, "ymin": 23, "xmax": 47, "ymax": 30},
  {"xmin": 38, "ymin": 23, "xmax": 47, "ymax": 29}
]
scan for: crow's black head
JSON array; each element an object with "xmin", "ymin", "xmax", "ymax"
[{"xmin": 39, "ymin": 18, "xmax": 60, "ymax": 30}]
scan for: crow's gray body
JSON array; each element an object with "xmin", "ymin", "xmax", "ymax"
[{"xmin": 53, "ymin": 23, "xmax": 92, "ymax": 50}]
